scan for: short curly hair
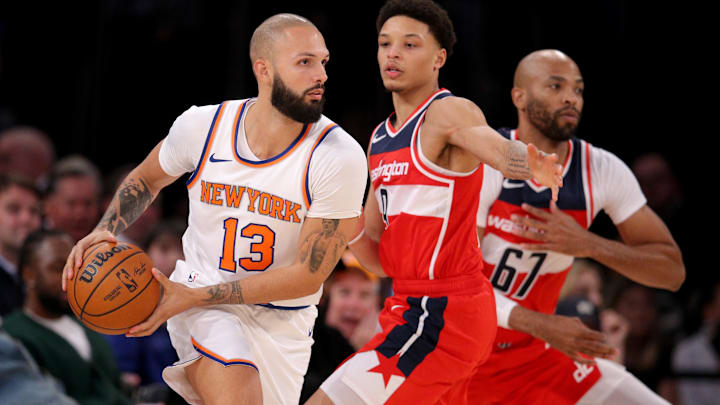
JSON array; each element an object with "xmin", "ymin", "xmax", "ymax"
[{"xmin": 376, "ymin": 0, "xmax": 457, "ymax": 57}]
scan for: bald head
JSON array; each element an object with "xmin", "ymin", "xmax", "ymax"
[
  {"xmin": 249, "ymin": 13, "xmax": 317, "ymax": 63},
  {"xmin": 514, "ymin": 49, "xmax": 580, "ymax": 89},
  {"xmin": 511, "ymin": 49, "xmax": 584, "ymax": 142}
]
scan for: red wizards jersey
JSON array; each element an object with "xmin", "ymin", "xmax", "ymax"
[
  {"xmin": 368, "ymin": 89, "xmax": 486, "ymax": 281},
  {"xmin": 476, "ymin": 128, "xmax": 646, "ymax": 362},
  {"xmin": 469, "ymin": 128, "xmax": 646, "ymax": 404}
]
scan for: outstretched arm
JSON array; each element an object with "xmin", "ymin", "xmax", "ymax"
[
  {"xmin": 424, "ymin": 97, "xmax": 563, "ymax": 200},
  {"xmin": 62, "ymin": 142, "xmax": 180, "ymax": 290},
  {"xmin": 127, "ymin": 215, "xmax": 358, "ymax": 337}
]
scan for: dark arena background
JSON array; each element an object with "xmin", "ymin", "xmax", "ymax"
[{"xmin": 0, "ymin": 1, "xmax": 711, "ymax": 404}]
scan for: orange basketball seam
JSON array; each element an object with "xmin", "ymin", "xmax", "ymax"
[
  {"xmin": 82, "ymin": 273, "xmax": 159, "ymax": 317},
  {"xmin": 81, "ymin": 242, "xmax": 111, "ymax": 262}
]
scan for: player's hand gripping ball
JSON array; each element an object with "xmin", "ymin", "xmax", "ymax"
[{"xmin": 66, "ymin": 241, "xmax": 161, "ymax": 335}]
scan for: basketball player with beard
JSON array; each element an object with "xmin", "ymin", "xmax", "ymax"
[
  {"xmin": 62, "ymin": 14, "xmax": 367, "ymax": 405},
  {"xmin": 469, "ymin": 49, "xmax": 684, "ymax": 404}
]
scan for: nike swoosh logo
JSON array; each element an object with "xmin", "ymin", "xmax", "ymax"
[
  {"xmin": 371, "ymin": 133, "xmax": 387, "ymax": 144},
  {"xmin": 209, "ymin": 153, "xmax": 231, "ymax": 163},
  {"xmin": 390, "ymin": 305, "xmax": 405, "ymax": 312},
  {"xmin": 502, "ymin": 179, "xmax": 525, "ymax": 189}
]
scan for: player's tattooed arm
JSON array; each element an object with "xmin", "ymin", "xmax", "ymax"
[
  {"xmin": 299, "ymin": 219, "xmax": 347, "ymax": 276},
  {"xmin": 96, "ymin": 177, "xmax": 155, "ymax": 235},
  {"xmin": 202, "ymin": 281, "xmax": 245, "ymax": 305},
  {"xmin": 501, "ymin": 139, "xmax": 563, "ymax": 200},
  {"xmin": 503, "ymin": 140, "xmax": 533, "ymax": 179}
]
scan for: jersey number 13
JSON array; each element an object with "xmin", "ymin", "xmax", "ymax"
[{"xmin": 219, "ymin": 218, "xmax": 276, "ymax": 272}]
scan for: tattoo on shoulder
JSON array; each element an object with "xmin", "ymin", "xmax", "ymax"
[
  {"xmin": 301, "ymin": 219, "xmax": 346, "ymax": 275},
  {"xmin": 97, "ymin": 177, "xmax": 153, "ymax": 234}
]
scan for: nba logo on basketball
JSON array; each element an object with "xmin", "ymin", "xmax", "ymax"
[{"xmin": 115, "ymin": 268, "xmax": 138, "ymax": 292}]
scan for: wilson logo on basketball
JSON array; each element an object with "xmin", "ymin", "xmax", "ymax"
[
  {"xmin": 67, "ymin": 241, "xmax": 160, "ymax": 335},
  {"xmin": 79, "ymin": 244, "xmax": 133, "ymax": 283}
]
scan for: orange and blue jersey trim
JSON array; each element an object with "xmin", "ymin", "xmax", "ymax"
[
  {"xmin": 302, "ymin": 123, "xmax": 339, "ymax": 208},
  {"xmin": 191, "ymin": 337, "xmax": 259, "ymax": 370},
  {"xmin": 232, "ymin": 100, "xmax": 312, "ymax": 167},
  {"xmin": 186, "ymin": 102, "xmax": 228, "ymax": 189}
]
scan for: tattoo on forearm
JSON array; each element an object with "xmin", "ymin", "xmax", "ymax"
[
  {"xmin": 204, "ymin": 284, "xmax": 230, "ymax": 303},
  {"xmin": 96, "ymin": 177, "xmax": 154, "ymax": 234},
  {"xmin": 230, "ymin": 281, "xmax": 244, "ymax": 304},
  {"xmin": 300, "ymin": 219, "xmax": 346, "ymax": 275},
  {"xmin": 202, "ymin": 281, "xmax": 245, "ymax": 305},
  {"xmin": 505, "ymin": 141, "xmax": 532, "ymax": 179}
]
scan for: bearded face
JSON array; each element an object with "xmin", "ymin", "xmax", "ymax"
[
  {"xmin": 526, "ymin": 96, "xmax": 581, "ymax": 141},
  {"xmin": 37, "ymin": 287, "xmax": 71, "ymax": 317},
  {"xmin": 271, "ymin": 73, "xmax": 326, "ymax": 124}
]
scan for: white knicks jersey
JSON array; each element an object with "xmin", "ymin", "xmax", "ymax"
[{"xmin": 158, "ymin": 98, "xmax": 367, "ymax": 307}]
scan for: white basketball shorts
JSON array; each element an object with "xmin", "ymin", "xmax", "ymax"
[{"xmin": 162, "ymin": 303, "xmax": 317, "ymax": 405}]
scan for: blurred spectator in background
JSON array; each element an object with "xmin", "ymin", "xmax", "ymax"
[
  {"xmin": 0, "ymin": 325, "xmax": 78, "ymax": 405},
  {"xmin": 0, "ymin": 174, "xmax": 42, "ymax": 316},
  {"xmin": 44, "ymin": 155, "xmax": 102, "ymax": 242},
  {"xmin": 102, "ymin": 164, "xmax": 163, "ymax": 247},
  {"xmin": 300, "ymin": 250, "xmax": 381, "ymax": 403},
  {"xmin": 613, "ymin": 283, "xmax": 675, "ymax": 395},
  {"xmin": 631, "ymin": 152, "xmax": 699, "ymax": 300},
  {"xmin": 2, "ymin": 229, "xmax": 131, "ymax": 405},
  {"xmin": 0, "ymin": 126, "xmax": 56, "ymax": 190},
  {"xmin": 557, "ymin": 259, "xmax": 629, "ymax": 363},
  {"xmin": 631, "ymin": 153, "xmax": 683, "ymax": 224},
  {"xmin": 672, "ymin": 280, "xmax": 720, "ymax": 405},
  {"xmin": 144, "ymin": 219, "xmax": 185, "ymax": 277},
  {"xmin": 104, "ymin": 220, "xmax": 185, "ymax": 404},
  {"xmin": 555, "ymin": 294, "xmax": 601, "ymax": 330},
  {"xmin": 560, "ymin": 258, "xmax": 605, "ymax": 308}
]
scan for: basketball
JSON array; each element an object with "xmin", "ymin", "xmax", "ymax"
[{"xmin": 66, "ymin": 241, "xmax": 161, "ymax": 335}]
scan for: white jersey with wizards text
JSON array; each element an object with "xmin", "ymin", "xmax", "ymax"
[{"xmin": 158, "ymin": 98, "xmax": 367, "ymax": 308}]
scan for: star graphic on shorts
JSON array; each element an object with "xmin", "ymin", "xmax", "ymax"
[{"xmin": 367, "ymin": 351, "xmax": 405, "ymax": 388}]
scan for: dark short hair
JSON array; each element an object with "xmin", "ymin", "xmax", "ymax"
[
  {"xmin": 18, "ymin": 229, "xmax": 71, "ymax": 278},
  {"xmin": 376, "ymin": 0, "xmax": 457, "ymax": 57},
  {"xmin": 0, "ymin": 173, "xmax": 41, "ymax": 199},
  {"xmin": 46, "ymin": 155, "xmax": 102, "ymax": 196}
]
